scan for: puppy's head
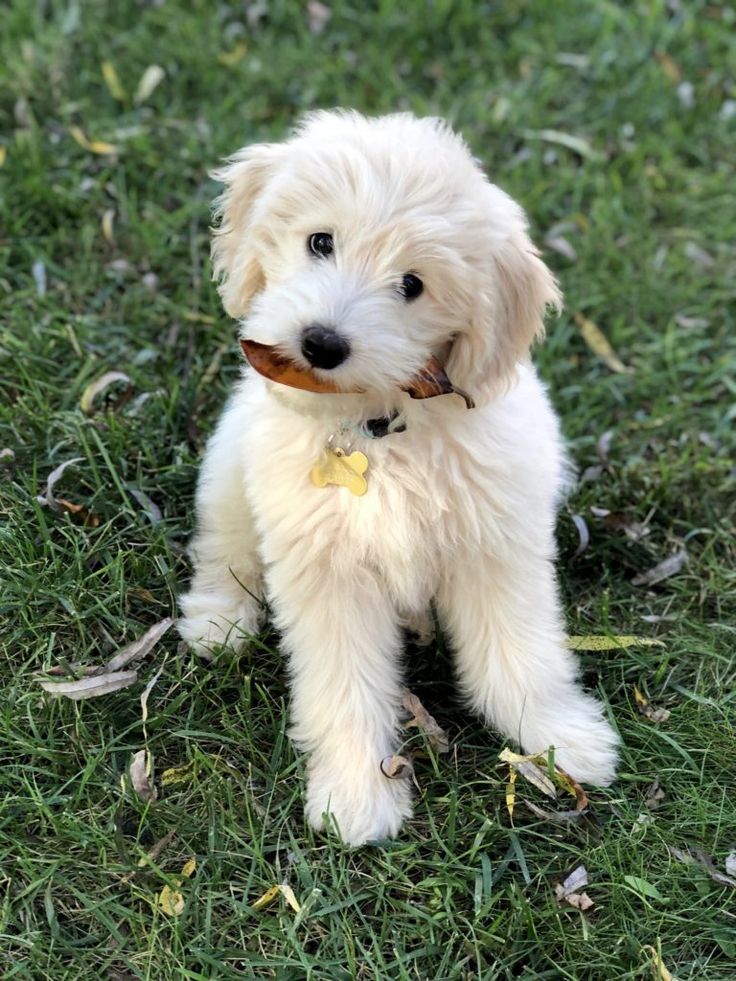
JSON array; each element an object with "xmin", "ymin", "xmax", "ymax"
[{"xmin": 212, "ymin": 111, "xmax": 561, "ymax": 404}]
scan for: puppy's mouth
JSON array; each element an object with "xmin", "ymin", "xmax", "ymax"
[{"xmin": 240, "ymin": 339, "xmax": 475, "ymax": 408}]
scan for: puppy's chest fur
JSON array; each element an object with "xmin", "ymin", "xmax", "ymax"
[{"xmin": 237, "ymin": 384, "xmax": 494, "ymax": 613}]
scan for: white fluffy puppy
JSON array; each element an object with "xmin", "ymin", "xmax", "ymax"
[{"xmin": 179, "ymin": 110, "xmax": 618, "ymax": 845}]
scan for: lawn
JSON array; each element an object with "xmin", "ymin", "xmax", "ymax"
[{"xmin": 1, "ymin": 0, "xmax": 735, "ymax": 978}]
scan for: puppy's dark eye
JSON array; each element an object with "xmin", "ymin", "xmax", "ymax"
[
  {"xmin": 308, "ymin": 232, "xmax": 334, "ymax": 258},
  {"xmin": 399, "ymin": 273, "xmax": 423, "ymax": 301}
]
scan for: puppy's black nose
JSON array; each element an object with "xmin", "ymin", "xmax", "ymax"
[{"xmin": 300, "ymin": 324, "xmax": 350, "ymax": 370}]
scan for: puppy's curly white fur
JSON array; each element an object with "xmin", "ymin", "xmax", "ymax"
[{"xmin": 179, "ymin": 111, "xmax": 619, "ymax": 845}]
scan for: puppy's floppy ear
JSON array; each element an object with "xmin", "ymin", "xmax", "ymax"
[
  {"xmin": 210, "ymin": 143, "xmax": 285, "ymax": 318},
  {"xmin": 447, "ymin": 201, "xmax": 562, "ymax": 404}
]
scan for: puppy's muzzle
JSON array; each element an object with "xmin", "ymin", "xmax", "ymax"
[{"xmin": 300, "ymin": 324, "xmax": 350, "ymax": 370}]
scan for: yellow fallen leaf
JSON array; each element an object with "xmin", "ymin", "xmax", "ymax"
[
  {"xmin": 642, "ymin": 944, "xmax": 674, "ymax": 981},
  {"xmin": 654, "ymin": 51, "xmax": 681, "ymax": 84},
  {"xmin": 251, "ymin": 883, "xmax": 301, "ymax": 913},
  {"xmin": 69, "ymin": 126, "xmax": 119, "ymax": 155},
  {"xmin": 499, "ymin": 748, "xmax": 556, "ymax": 798},
  {"xmin": 161, "ymin": 762, "xmax": 195, "ymax": 787},
  {"xmin": 101, "ymin": 61, "xmax": 126, "ymax": 101},
  {"xmin": 0, "ymin": 146, "xmax": 6, "ymax": 167},
  {"xmin": 279, "ymin": 884, "xmax": 302, "ymax": 913},
  {"xmin": 180, "ymin": 857, "xmax": 196, "ymax": 878},
  {"xmin": 568, "ymin": 635, "xmax": 665, "ymax": 651},
  {"xmin": 134, "ymin": 65, "xmax": 165, "ymax": 104},
  {"xmin": 157, "ymin": 857, "xmax": 196, "ymax": 916},
  {"xmin": 574, "ymin": 312, "xmax": 631, "ymax": 374},
  {"xmin": 101, "ymin": 208, "xmax": 115, "ymax": 244},
  {"xmin": 506, "ymin": 765, "xmax": 517, "ymax": 819},
  {"xmin": 183, "ymin": 311, "xmax": 216, "ymax": 324},
  {"xmin": 218, "ymin": 42, "xmax": 248, "ymax": 66},
  {"xmin": 158, "ymin": 883, "xmax": 184, "ymax": 916},
  {"xmin": 251, "ymin": 884, "xmax": 281, "ymax": 911}
]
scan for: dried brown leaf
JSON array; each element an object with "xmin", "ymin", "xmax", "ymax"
[
  {"xmin": 555, "ymin": 865, "xmax": 594, "ymax": 910},
  {"xmin": 39, "ymin": 670, "xmax": 138, "ymax": 700},
  {"xmin": 127, "ymin": 486, "xmax": 162, "ymax": 524},
  {"xmin": 32, "ymin": 260, "xmax": 46, "ymax": 296},
  {"xmin": 667, "ymin": 844, "xmax": 736, "ymax": 888},
  {"xmin": 129, "ymin": 749, "xmax": 157, "ymax": 802},
  {"xmin": 645, "ymin": 778, "xmax": 666, "ymax": 811},
  {"xmin": 380, "ymin": 754, "xmax": 414, "ymax": 780},
  {"xmin": 499, "ymin": 748, "xmax": 556, "ymax": 799},
  {"xmin": 574, "ymin": 312, "xmax": 631, "ymax": 373},
  {"xmin": 523, "ymin": 799, "xmax": 586, "ymax": 825},
  {"xmin": 80, "ymin": 371, "xmax": 133, "ymax": 415},
  {"xmin": 401, "ymin": 689, "xmax": 449, "ymax": 753},
  {"xmin": 127, "ymin": 586, "xmax": 158, "ymax": 605},
  {"xmin": 683, "ymin": 241, "xmax": 714, "ymax": 269},
  {"xmin": 140, "ymin": 663, "xmax": 165, "ymax": 725},
  {"xmin": 674, "ymin": 313, "xmax": 709, "ymax": 329},
  {"xmin": 634, "ymin": 686, "xmax": 671, "ymax": 723},
  {"xmin": 593, "ymin": 507, "xmax": 652, "ymax": 541},
  {"xmin": 545, "ymin": 235, "xmax": 578, "ymax": 262},
  {"xmin": 106, "ymin": 617, "xmax": 173, "ymax": 672},
  {"xmin": 120, "ymin": 829, "xmax": 176, "ymax": 884},
  {"xmin": 37, "ymin": 457, "xmax": 85, "ymax": 510},
  {"xmin": 571, "ymin": 513, "xmax": 589, "ymax": 559},
  {"xmin": 54, "ymin": 498, "xmax": 100, "ymax": 527},
  {"xmin": 523, "ymin": 128, "xmax": 599, "ymax": 160},
  {"xmin": 307, "ymin": 0, "xmax": 331, "ymax": 34},
  {"xmin": 580, "ymin": 465, "xmax": 603, "ymax": 486},
  {"xmin": 553, "ymin": 767, "xmax": 589, "ymax": 811},
  {"xmin": 632, "ymin": 550, "xmax": 688, "ymax": 586}
]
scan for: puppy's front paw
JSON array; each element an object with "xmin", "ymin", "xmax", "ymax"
[
  {"xmin": 305, "ymin": 756, "xmax": 413, "ymax": 846},
  {"xmin": 535, "ymin": 696, "xmax": 619, "ymax": 786},
  {"xmin": 552, "ymin": 724, "xmax": 619, "ymax": 786},
  {"xmin": 178, "ymin": 590, "xmax": 261, "ymax": 656}
]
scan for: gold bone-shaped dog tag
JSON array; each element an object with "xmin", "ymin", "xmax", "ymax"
[{"xmin": 310, "ymin": 447, "xmax": 368, "ymax": 496}]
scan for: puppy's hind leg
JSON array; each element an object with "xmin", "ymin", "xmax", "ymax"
[
  {"xmin": 438, "ymin": 552, "xmax": 619, "ymax": 786},
  {"xmin": 178, "ymin": 401, "xmax": 263, "ymax": 656}
]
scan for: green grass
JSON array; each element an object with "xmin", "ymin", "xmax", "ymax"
[{"xmin": 1, "ymin": 0, "xmax": 735, "ymax": 977}]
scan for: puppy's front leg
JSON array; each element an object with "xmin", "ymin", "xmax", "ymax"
[
  {"xmin": 439, "ymin": 554, "xmax": 619, "ymax": 785},
  {"xmin": 269, "ymin": 560, "xmax": 411, "ymax": 845},
  {"xmin": 179, "ymin": 400, "xmax": 263, "ymax": 655}
]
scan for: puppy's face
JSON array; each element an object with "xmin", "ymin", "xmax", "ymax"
[{"xmin": 212, "ymin": 112, "xmax": 560, "ymax": 403}]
